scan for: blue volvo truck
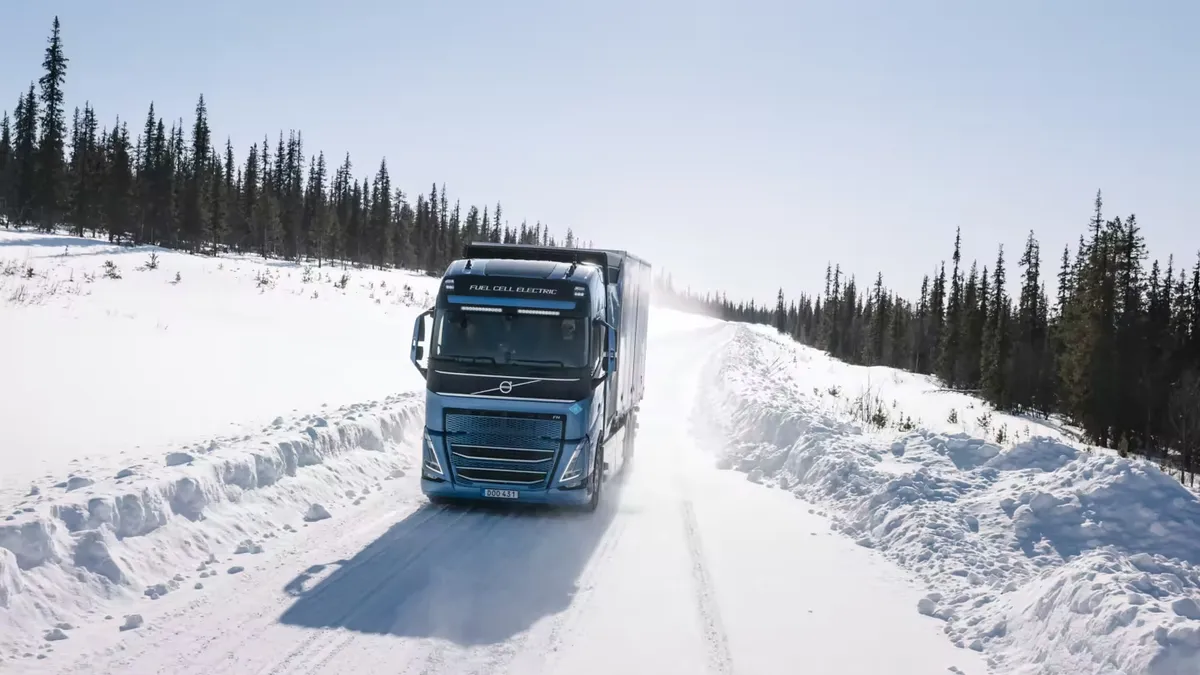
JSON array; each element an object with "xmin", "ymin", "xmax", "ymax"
[{"xmin": 409, "ymin": 242, "xmax": 651, "ymax": 511}]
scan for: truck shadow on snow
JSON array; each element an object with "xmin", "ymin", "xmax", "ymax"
[{"xmin": 277, "ymin": 478, "xmax": 626, "ymax": 646}]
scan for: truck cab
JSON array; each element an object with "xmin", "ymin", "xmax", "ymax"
[{"xmin": 409, "ymin": 243, "xmax": 650, "ymax": 511}]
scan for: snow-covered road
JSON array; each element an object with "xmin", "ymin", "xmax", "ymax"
[{"xmin": 28, "ymin": 317, "xmax": 982, "ymax": 675}]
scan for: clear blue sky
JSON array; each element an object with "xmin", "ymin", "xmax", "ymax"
[{"xmin": 5, "ymin": 0, "xmax": 1198, "ymax": 304}]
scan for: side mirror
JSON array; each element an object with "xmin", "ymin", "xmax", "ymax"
[
  {"xmin": 591, "ymin": 318, "xmax": 616, "ymax": 386},
  {"xmin": 605, "ymin": 324, "xmax": 617, "ymax": 375},
  {"xmin": 410, "ymin": 309, "xmax": 432, "ymax": 378}
]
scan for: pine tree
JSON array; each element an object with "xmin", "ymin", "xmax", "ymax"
[
  {"xmin": 36, "ymin": 17, "xmax": 69, "ymax": 231},
  {"xmin": 1113, "ymin": 215, "xmax": 1149, "ymax": 451},
  {"xmin": 927, "ymin": 262, "xmax": 946, "ymax": 375},
  {"xmin": 910, "ymin": 275, "xmax": 928, "ymax": 372},
  {"xmin": 774, "ymin": 288, "xmax": 787, "ymax": 334},
  {"xmin": 981, "ymin": 245, "xmax": 1010, "ymax": 408},
  {"xmin": 960, "ymin": 262, "xmax": 982, "ymax": 388},
  {"xmin": 67, "ymin": 102, "xmax": 100, "ymax": 236},
  {"xmin": 938, "ymin": 228, "xmax": 963, "ymax": 385},
  {"xmin": 371, "ymin": 159, "xmax": 393, "ymax": 268},
  {"xmin": 205, "ymin": 147, "xmax": 226, "ymax": 254},
  {"xmin": 0, "ymin": 111, "xmax": 11, "ymax": 222},
  {"xmin": 1191, "ymin": 255, "xmax": 1200, "ymax": 364},
  {"xmin": 240, "ymin": 142, "xmax": 259, "ymax": 251},
  {"xmin": 12, "ymin": 85, "xmax": 39, "ymax": 225},
  {"xmin": 103, "ymin": 120, "xmax": 133, "ymax": 241},
  {"xmin": 1013, "ymin": 231, "xmax": 1046, "ymax": 412},
  {"xmin": 860, "ymin": 273, "xmax": 887, "ymax": 365},
  {"xmin": 222, "ymin": 138, "xmax": 236, "ymax": 247},
  {"xmin": 183, "ymin": 95, "xmax": 210, "ymax": 249}
]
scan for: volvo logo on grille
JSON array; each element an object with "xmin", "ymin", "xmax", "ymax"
[{"xmin": 469, "ymin": 378, "xmax": 541, "ymax": 397}]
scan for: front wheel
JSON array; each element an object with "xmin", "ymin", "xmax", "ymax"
[{"xmin": 584, "ymin": 444, "xmax": 604, "ymax": 512}]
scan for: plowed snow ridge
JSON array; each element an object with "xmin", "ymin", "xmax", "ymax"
[{"xmin": 703, "ymin": 323, "xmax": 1200, "ymax": 675}]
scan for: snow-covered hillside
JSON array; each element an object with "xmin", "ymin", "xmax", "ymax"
[
  {"xmin": 4, "ymin": 229, "xmax": 1198, "ymax": 675},
  {"xmin": 0, "ymin": 231, "xmax": 436, "ymax": 499},
  {"xmin": 702, "ymin": 323, "xmax": 1200, "ymax": 675}
]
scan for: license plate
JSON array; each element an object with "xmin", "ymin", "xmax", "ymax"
[{"xmin": 482, "ymin": 489, "xmax": 519, "ymax": 499}]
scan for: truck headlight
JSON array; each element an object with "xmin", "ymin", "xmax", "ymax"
[
  {"xmin": 558, "ymin": 438, "xmax": 589, "ymax": 488},
  {"xmin": 422, "ymin": 430, "xmax": 445, "ymax": 480}
]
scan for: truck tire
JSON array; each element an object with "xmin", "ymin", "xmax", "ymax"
[
  {"xmin": 623, "ymin": 412, "xmax": 638, "ymax": 469},
  {"xmin": 584, "ymin": 444, "xmax": 604, "ymax": 512}
]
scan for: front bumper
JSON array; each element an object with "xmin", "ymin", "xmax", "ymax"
[
  {"xmin": 420, "ymin": 478, "xmax": 592, "ymax": 506},
  {"xmin": 419, "ymin": 424, "xmax": 596, "ymax": 506}
]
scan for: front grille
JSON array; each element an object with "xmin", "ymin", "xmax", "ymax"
[{"xmin": 444, "ymin": 410, "xmax": 565, "ymax": 489}]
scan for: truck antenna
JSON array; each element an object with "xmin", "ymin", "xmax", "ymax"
[
  {"xmin": 565, "ymin": 252, "xmax": 582, "ymax": 276},
  {"xmin": 465, "ymin": 259, "xmax": 473, "ymax": 271}
]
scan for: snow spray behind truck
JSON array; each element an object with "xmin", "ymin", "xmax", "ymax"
[{"xmin": 409, "ymin": 242, "xmax": 651, "ymax": 511}]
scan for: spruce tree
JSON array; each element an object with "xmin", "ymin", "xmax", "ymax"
[
  {"xmin": 928, "ymin": 262, "xmax": 946, "ymax": 374},
  {"xmin": 913, "ymin": 275, "xmax": 930, "ymax": 372},
  {"xmin": 183, "ymin": 95, "xmax": 210, "ymax": 249},
  {"xmin": 863, "ymin": 272, "xmax": 887, "ymax": 365},
  {"xmin": 309, "ymin": 151, "xmax": 333, "ymax": 266},
  {"xmin": 960, "ymin": 262, "xmax": 982, "ymax": 388},
  {"xmin": 1012, "ymin": 231, "xmax": 1052, "ymax": 414},
  {"xmin": 36, "ymin": 17, "xmax": 68, "ymax": 231},
  {"xmin": 104, "ymin": 120, "xmax": 133, "ymax": 241},
  {"xmin": 206, "ymin": 149, "xmax": 226, "ymax": 254},
  {"xmin": 0, "ymin": 111, "xmax": 11, "ymax": 221},
  {"xmin": 981, "ymin": 245, "xmax": 1010, "ymax": 408},
  {"xmin": 12, "ymin": 85, "xmax": 39, "ymax": 225},
  {"xmin": 938, "ymin": 228, "xmax": 963, "ymax": 385},
  {"xmin": 67, "ymin": 103, "xmax": 100, "ymax": 237},
  {"xmin": 222, "ymin": 138, "xmax": 236, "ymax": 247}
]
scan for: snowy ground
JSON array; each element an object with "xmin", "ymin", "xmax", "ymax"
[
  {"xmin": 703, "ymin": 323, "xmax": 1200, "ymax": 675},
  {"xmin": 3, "ymin": 229, "xmax": 1197, "ymax": 674}
]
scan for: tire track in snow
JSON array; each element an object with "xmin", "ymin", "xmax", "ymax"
[
  {"xmin": 650, "ymin": 325, "xmax": 736, "ymax": 675},
  {"xmin": 505, "ymin": 500, "xmax": 632, "ymax": 675},
  {"xmin": 680, "ymin": 492, "xmax": 735, "ymax": 675}
]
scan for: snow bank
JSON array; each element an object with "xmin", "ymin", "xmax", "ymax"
[
  {"xmin": 701, "ymin": 324, "xmax": 1200, "ymax": 675},
  {"xmin": 0, "ymin": 229, "xmax": 437, "ymax": 500},
  {"xmin": 1, "ymin": 229, "xmax": 441, "ymax": 656},
  {"xmin": 0, "ymin": 393, "xmax": 424, "ymax": 655}
]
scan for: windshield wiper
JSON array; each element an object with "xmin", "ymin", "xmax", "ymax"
[
  {"xmin": 507, "ymin": 358, "xmax": 568, "ymax": 366},
  {"xmin": 436, "ymin": 355, "xmax": 496, "ymax": 364}
]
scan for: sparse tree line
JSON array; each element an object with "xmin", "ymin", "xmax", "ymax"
[
  {"xmin": 0, "ymin": 17, "xmax": 588, "ymax": 277},
  {"xmin": 655, "ymin": 196, "xmax": 1200, "ymax": 484}
]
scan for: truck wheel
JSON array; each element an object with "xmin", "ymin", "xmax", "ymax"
[
  {"xmin": 584, "ymin": 445, "xmax": 604, "ymax": 512},
  {"xmin": 623, "ymin": 413, "xmax": 637, "ymax": 468}
]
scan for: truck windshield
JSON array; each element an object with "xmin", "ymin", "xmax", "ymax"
[{"xmin": 433, "ymin": 309, "xmax": 589, "ymax": 368}]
